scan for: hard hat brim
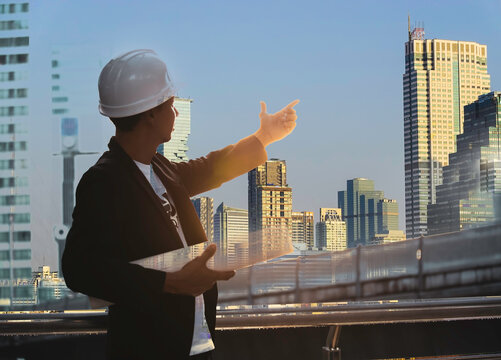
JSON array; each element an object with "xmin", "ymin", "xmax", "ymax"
[{"xmin": 99, "ymin": 84, "xmax": 175, "ymax": 118}]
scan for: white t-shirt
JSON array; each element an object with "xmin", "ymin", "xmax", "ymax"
[{"xmin": 134, "ymin": 160, "xmax": 215, "ymax": 356}]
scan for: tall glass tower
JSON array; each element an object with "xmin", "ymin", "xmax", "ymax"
[
  {"xmin": 427, "ymin": 92, "xmax": 501, "ymax": 234},
  {"xmin": 157, "ymin": 97, "xmax": 192, "ymax": 162},
  {"xmin": 338, "ymin": 178, "xmax": 400, "ymax": 247},
  {"xmin": 403, "ymin": 23, "xmax": 491, "ymax": 238},
  {"xmin": 0, "ymin": 1, "xmax": 31, "ymax": 307}
]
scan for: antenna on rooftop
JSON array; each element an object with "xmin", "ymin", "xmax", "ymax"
[{"xmin": 408, "ymin": 14, "xmax": 411, "ymax": 42}]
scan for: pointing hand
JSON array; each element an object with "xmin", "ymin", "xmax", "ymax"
[{"xmin": 254, "ymin": 99, "xmax": 300, "ymax": 147}]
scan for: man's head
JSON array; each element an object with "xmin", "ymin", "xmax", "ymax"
[{"xmin": 98, "ymin": 49, "xmax": 177, "ymax": 139}]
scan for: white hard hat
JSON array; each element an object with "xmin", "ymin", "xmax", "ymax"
[{"xmin": 98, "ymin": 49, "xmax": 176, "ymax": 118}]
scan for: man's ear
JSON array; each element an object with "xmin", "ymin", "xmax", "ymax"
[{"xmin": 145, "ymin": 109, "xmax": 155, "ymax": 125}]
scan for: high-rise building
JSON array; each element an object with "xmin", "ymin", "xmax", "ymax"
[
  {"xmin": 157, "ymin": 97, "xmax": 192, "ymax": 161},
  {"xmin": 316, "ymin": 208, "xmax": 346, "ymax": 251},
  {"xmin": 0, "ymin": 1, "xmax": 31, "ymax": 307},
  {"xmin": 428, "ymin": 92, "xmax": 501, "ymax": 235},
  {"xmin": 248, "ymin": 159, "xmax": 292, "ymax": 262},
  {"xmin": 291, "ymin": 211, "xmax": 314, "ymax": 249},
  {"xmin": 191, "ymin": 197, "xmax": 213, "ymax": 242},
  {"xmin": 403, "ymin": 23, "xmax": 491, "ymax": 238},
  {"xmin": 213, "ymin": 203, "xmax": 248, "ymax": 268},
  {"xmin": 338, "ymin": 178, "xmax": 401, "ymax": 247},
  {"xmin": 377, "ymin": 199, "xmax": 399, "ymax": 233}
]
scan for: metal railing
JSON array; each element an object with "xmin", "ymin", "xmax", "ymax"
[
  {"xmin": 217, "ymin": 223, "xmax": 501, "ymax": 304},
  {"xmin": 1, "ymin": 296, "xmax": 501, "ymax": 335}
]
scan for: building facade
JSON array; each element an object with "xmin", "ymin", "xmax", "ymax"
[
  {"xmin": 428, "ymin": 92, "xmax": 501, "ymax": 234},
  {"xmin": 157, "ymin": 97, "xmax": 192, "ymax": 162},
  {"xmin": 248, "ymin": 159, "xmax": 292, "ymax": 262},
  {"xmin": 0, "ymin": 1, "xmax": 31, "ymax": 307},
  {"xmin": 316, "ymin": 208, "xmax": 346, "ymax": 251},
  {"xmin": 291, "ymin": 211, "xmax": 314, "ymax": 249},
  {"xmin": 213, "ymin": 203, "xmax": 248, "ymax": 269},
  {"xmin": 369, "ymin": 230, "xmax": 406, "ymax": 245},
  {"xmin": 32, "ymin": 265, "xmax": 69, "ymax": 304},
  {"xmin": 338, "ymin": 178, "xmax": 401, "ymax": 247},
  {"xmin": 403, "ymin": 24, "xmax": 491, "ymax": 238},
  {"xmin": 191, "ymin": 196, "xmax": 213, "ymax": 242}
]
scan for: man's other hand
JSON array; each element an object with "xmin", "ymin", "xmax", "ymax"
[
  {"xmin": 254, "ymin": 99, "xmax": 300, "ymax": 147},
  {"xmin": 163, "ymin": 243, "xmax": 235, "ymax": 297}
]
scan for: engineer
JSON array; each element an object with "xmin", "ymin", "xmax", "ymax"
[{"xmin": 62, "ymin": 49, "xmax": 299, "ymax": 360}]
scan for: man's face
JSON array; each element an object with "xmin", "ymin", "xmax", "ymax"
[{"xmin": 153, "ymin": 97, "xmax": 178, "ymax": 143}]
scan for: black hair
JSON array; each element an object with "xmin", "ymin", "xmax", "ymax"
[{"xmin": 109, "ymin": 113, "xmax": 144, "ymax": 132}]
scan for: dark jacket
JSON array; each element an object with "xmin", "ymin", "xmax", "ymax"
[{"xmin": 62, "ymin": 135, "xmax": 267, "ymax": 359}]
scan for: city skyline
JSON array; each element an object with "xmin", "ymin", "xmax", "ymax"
[{"xmin": 0, "ymin": 1, "xmax": 497, "ymax": 274}]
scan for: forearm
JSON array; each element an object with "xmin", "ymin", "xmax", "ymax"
[{"xmin": 253, "ymin": 128, "xmax": 273, "ymax": 148}]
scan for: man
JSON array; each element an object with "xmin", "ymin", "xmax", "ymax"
[{"xmin": 62, "ymin": 49, "xmax": 299, "ymax": 359}]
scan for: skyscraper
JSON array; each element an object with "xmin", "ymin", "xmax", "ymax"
[
  {"xmin": 338, "ymin": 178, "xmax": 401, "ymax": 247},
  {"xmin": 191, "ymin": 196, "xmax": 213, "ymax": 242},
  {"xmin": 248, "ymin": 159, "xmax": 292, "ymax": 262},
  {"xmin": 213, "ymin": 202, "xmax": 248, "ymax": 269},
  {"xmin": 428, "ymin": 92, "xmax": 501, "ymax": 235},
  {"xmin": 316, "ymin": 208, "xmax": 346, "ymax": 251},
  {"xmin": 377, "ymin": 199, "xmax": 399, "ymax": 234},
  {"xmin": 0, "ymin": 1, "xmax": 31, "ymax": 307},
  {"xmin": 403, "ymin": 23, "xmax": 491, "ymax": 238},
  {"xmin": 157, "ymin": 97, "xmax": 192, "ymax": 162},
  {"xmin": 291, "ymin": 211, "xmax": 314, "ymax": 249}
]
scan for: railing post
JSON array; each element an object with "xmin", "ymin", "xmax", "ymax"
[
  {"xmin": 247, "ymin": 266, "xmax": 254, "ymax": 305},
  {"xmin": 355, "ymin": 245, "xmax": 362, "ymax": 299},
  {"xmin": 322, "ymin": 325, "xmax": 342, "ymax": 360},
  {"xmin": 417, "ymin": 236, "xmax": 424, "ymax": 298},
  {"xmin": 295, "ymin": 257, "xmax": 301, "ymax": 303}
]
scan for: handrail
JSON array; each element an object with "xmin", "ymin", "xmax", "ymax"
[
  {"xmin": 1, "ymin": 297, "xmax": 501, "ymax": 335},
  {"xmin": 217, "ymin": 223, "xmax": 501, "ymax": 304}
]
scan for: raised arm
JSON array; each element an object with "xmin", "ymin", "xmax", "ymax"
[{"xmin": 166, "ymin": 99, "xmax": 299, "ymax": 197}]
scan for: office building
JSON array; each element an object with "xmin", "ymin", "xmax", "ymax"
[
  {"xmin": 316, "ymin": 208, "xmax": 346, "ymax": 251},
  {"xmin": 319, "ymin": 208, "xmax": 341, "ymax": 222},
  {"xmin": 157, "ymin": 97, "xmax": 192, "ymax": 161},
  {"xmin": 248, "ymin": 159, "xmax": 292, "ymax": 262},
  {"xmin": 378, "ymin": 199, "xmax": 399, "ymax": 233},
  {"xmin": 291, "ymin": 211, "xmax": 314, "ymax": 249},
  {"xmin": 213, "ymin": 203, "xmax": 248, "ymax": 268},
  {"xmin": 369, "ymin": 230, "xmax": 407, "ymax": 245},
  {"xmin": 32, "ymin": 265, "xmax": 68, "ymax": 304},
  {"xmin": 403, "ymin": 23, "xmax": 491, "ymax": 238},
  {"xmin": 338, "ymin": 178, "xmax": 401, "ymax": 247},
  {"xmin": 428, "ymin": 92, "xmax": 501, "ymax": 234},
  {"xmin": 0, "ymin": 1, "xmax": 31, "ymax": 307},
  {"xmin": 191, "ymin": 196, "xmax": 213, "ymax": 242}
]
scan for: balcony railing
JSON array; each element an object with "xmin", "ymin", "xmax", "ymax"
[{"xmin": 217, "ymin": 223, "xmax": 501, "ymax": 304}]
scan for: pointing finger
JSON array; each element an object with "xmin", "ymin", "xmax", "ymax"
[
  {"xmin": 260, "ymin": 101, "xmax": 267, "ymax": 114},
  {"xmin": 285, "ymin": 99, "xmax": 300, "ymax": 109}
]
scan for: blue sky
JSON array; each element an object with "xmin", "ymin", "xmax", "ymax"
[{"xmin": 31, "ymin": 0, "xmax": 501, "ymax": 236}]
